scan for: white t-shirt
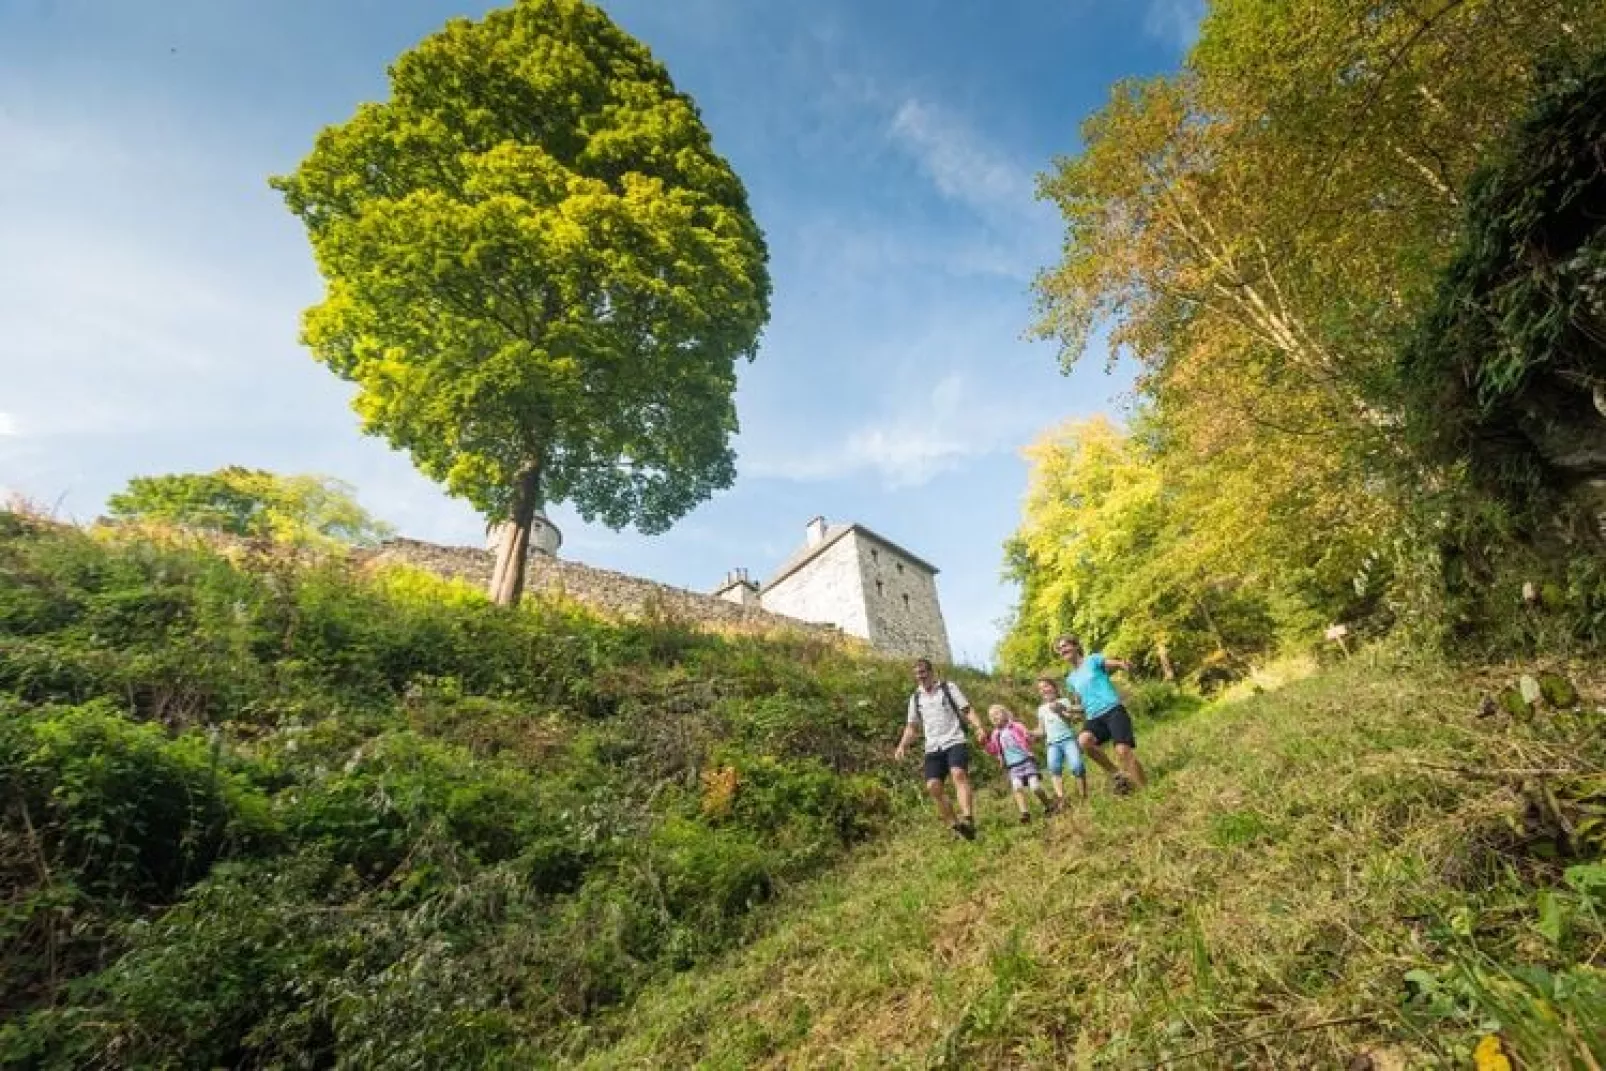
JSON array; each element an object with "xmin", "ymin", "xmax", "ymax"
[
  {"xmin": 907, "ymin": 680, "xmax": 971, "ymax": 752},
  {"xmin": 1036, "ymin": 699, "xmax": 1079, "ymax": 743}
]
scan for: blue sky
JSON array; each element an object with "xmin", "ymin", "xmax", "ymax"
[{"xmin": 0, "ymin": 0, "xmax": 1199, "ymax": 665}]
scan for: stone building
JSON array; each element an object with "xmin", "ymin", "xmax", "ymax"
[
  {"xmin": 367, "ymin": 509, "xmax": 950, "ymax": 662},
  {"xmin": 748, "ymin": 516, "xmax": 952, "ymax": 662},
  {"xmin": 712, "ymin": 568, "xmax": 761, "ymax": 607}
]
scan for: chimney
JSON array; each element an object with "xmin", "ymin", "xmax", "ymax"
[
  {"xmin": 715, "ymin": 567, "xmax": 759, "ymax": 606},
  {"xmin": 805, "ymin": 516, "xmax": 828, "ymax": 547}
]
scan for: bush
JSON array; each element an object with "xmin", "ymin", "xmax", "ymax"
[
  {"xmin": 2, "ymin": 701, "xmax": 271, "ymax": 901},
  {"xmin": 0, "ymin": 512, "xmax": 926, "ymax": 1062},
  {"xmin": 1123, "ymin": 679, "xmax": 1205, "ymax": 721}
]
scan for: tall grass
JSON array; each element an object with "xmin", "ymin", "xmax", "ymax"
[
  {"xmin": 580, "ymin": 656, "xmax": 1606, "ymax": 1068},
  {"xmin": 0, "ymin": 513, "xmax": 1013, "ymax": 1067}
]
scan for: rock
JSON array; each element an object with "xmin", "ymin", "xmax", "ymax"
[
  {"xmin": 1478, "ymin": 695, "xmax": 1498, "ymax": 718},
  {"xmin": 1351, "ymin": 1047, "xmax": 1408, "ymax": 1071},
  {"xmin": 1538, "ymin": 672, "xmax": 1580, "ymax": 708},
  {"xmin": 1519, "ymin": 674, "xmax": 1543, "ymax": 708}
]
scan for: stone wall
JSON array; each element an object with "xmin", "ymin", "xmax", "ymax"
[
  {"xmin": 756, "ymin": 528, "xmax": 952, "ymax": 663},
  {"xmin": 758, "ymin": 535, "xmax": 870, "ymax": 638},
  {"xmin": 363, "ymin": 538, "xmax": 840, "ymax": 640},
  {"xmin": 852, "ymin": 531, "xmax": 952, "ymax": 663}
]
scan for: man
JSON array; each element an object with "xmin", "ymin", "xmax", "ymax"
[
  {"xmin": 1055, "ymin": 635, "xmax": 1148, "ymax": 792},
  {"xmin": 894, "ymin": 657, "xmax": 986, "ymax": 839}
]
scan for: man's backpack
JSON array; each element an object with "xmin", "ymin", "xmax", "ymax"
[{"xmin": 908, "ymin": 681, "xmax": 963, "ymax": 723}]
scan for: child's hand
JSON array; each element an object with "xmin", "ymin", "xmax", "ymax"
[{"xmin": 893, "ymin": 743, "xmax": 906, "ymax": 761}]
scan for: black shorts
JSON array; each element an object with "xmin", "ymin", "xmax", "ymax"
[
  {"xmin": 922, "ymin": 743, "xmax": 970, "ymax": 782},
  {"xmin": 1083, "ymin": 705, "xmax": 1137, "ymax": 748}
]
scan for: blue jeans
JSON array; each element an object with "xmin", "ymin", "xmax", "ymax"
[{"xmin": 1046, "ymin": 738, "xmax": 1085, "ymax": 778}]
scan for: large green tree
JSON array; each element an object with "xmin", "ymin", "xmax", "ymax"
[
  {"xmin": 105, "ymin": 468, "xmax": 393, "ymax": 548},
  {"xmin": 273, "ymin": 0, "xmax": 770, "ymax": 604},
  {"xmin": 1023, "ymin": 0, "xmax": 1606, "ymax": 651}
]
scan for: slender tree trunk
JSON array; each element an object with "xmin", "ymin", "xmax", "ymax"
[
  {"xmin": 1156, "ymin": 639, "xmax": 1176, "ymax": 682},
  {"xmin": 1193, "ymin": 594, "xmax": 1234, "ymax": 661},
  {"xmin": 488, "ymin": 463, "xmax": 543, "ymax": 607}
]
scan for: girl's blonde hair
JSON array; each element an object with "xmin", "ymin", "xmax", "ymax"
[{"xmin": 987, "ymin": 703, "xmax": 1014, "ymax": 720}]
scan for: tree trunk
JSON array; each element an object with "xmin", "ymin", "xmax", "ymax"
[
  {"xmin": 488, "ymin": 464, "xmax": 543, "ymax": 607},
  {"xmin": 1193, "ymin": 594, "xmax": 1234, "ymax": 661},
  {"xmin": 1155, "ymin": 639, "xmax": 1176, "ymax": 682}
]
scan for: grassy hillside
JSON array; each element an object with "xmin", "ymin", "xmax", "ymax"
[
  {"xmin": 3, "ymin": 513, "xmax": 1603, "ymax": 1068},
  {"xmin": 0, "ymin": 513, "xmax": 1010, "ymax": 1068},
  {"xmin": 579, "ymin": 659, "xmax": 1606, "ymax": 1069}
]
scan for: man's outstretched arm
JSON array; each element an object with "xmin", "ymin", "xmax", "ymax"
[
  {"xmin": 962, "ymin": 705, "xmax": 986, "ymax": 740},
  {"xmin": 894, "ymin": 722, "xmax": 919, "ymax": 760}
]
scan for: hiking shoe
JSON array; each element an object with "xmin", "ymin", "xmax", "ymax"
[
  {"xmin": 1111, "ymin": 774, "xmax": 1133, "ymax": 796},
  {"xmin": 1018, "ymin": 811, "xmax": 1032, "ymax": 825},
  {"xmin": 952, "ymin": 817, "xmax": 977, "ymax": 841}
]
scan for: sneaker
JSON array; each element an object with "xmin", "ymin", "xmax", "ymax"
[
  {"xmin": 952, "ymin": 817, "xmax": 977, "ymax": 840},
  {"xmin": 1018, "ymin": 811, "xmax": 1032, "ymax": 825}
]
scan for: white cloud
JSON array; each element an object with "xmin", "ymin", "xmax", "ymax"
[
  {"xmin": 889, "ymin": 99, "xmax": 1038, "ymax": 221},
  {"xmin": 1143, "ymin": 0, "xmax": 1206, "ymax": 52},
  {"xmin": 886, "ymin": 97, "xmax": 1059, "ymax": 245},
  {"xmin": 0, "ymin": 413, "xmax": 16, "ymax": 436},
  {"xmin": 743, "ymin": 371, "xmax": 1055, "ymax": 490}
]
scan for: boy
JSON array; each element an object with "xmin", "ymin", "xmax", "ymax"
[{"xmin": 1055, "ymin": 635, "xmax": 1148, "ymax": 792}]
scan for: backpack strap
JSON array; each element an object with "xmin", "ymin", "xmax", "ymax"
[{"xmin": 940, "ymin": 681, "xmax": 963, "ymax": 718}]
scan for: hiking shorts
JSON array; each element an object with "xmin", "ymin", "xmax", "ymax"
[
  {"xmin": 1006, "ymin": 758, "xmax": 1042, "ymax": 791},
  {"xmin": 1045, "ymin": 738, "xmax": 1085, "ymax": 778},
  {"xmin": 923, "ymin": 743, "xmax": 970, "ymax": 782},
  {"xmin": 1083, "ymin": 705, "xmax": 1137, "ymax": 748}
]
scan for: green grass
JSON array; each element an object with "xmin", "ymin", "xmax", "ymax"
[
  {"xmin": 0, "ymin": 513, "xmax": 1018, "ymax": 1067},
  {"xmin": 3, "ymin": 515, "xmax": 1602, "ymax": 1067},
  {"xmin": 573, "ymin": 654, "xmax": 1606, "ymax": 1069}
]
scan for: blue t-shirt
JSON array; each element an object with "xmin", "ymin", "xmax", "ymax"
[
  {"xmin": 1067, "ymin": 653, "xmax": 1121, "ymax": 718},
  {"xmin": 1001, "ymin": 736, "xmax": 1032, "ymax": 766}
]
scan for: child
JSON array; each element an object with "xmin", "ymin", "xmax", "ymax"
[
  {"xmin": 983, "ymin": 704, "xmax": 1053, "ymax": 823},
  {"xmin": 1033, "ymin": 677, "xmax": 1088, "ymax": 808}
]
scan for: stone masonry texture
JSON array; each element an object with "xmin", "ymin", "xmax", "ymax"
[{"xmin": 363, "ymin": 538, "xmax": 839, "ymax": 641}]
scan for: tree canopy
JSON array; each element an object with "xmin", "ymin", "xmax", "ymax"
[
  {"xmin": 1400, "ymin": 50, "xmax": 1606, "ymax": 532},
  {"xmin": 272, "ymin": 0, "xmax": 770, "ymax": 603},
  {"xmin": 104, "ymin": 468, "xmax": 393, "ymax": 548},
  {"xmin": 1007, "ymin": 0, "xmax": 1606, "ymax": 667}
]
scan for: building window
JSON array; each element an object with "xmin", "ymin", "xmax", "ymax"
[
  {"xmin": 902, "ymin": 593, "xmax": 910, "ymax": 609},
  {"xmin": 871, "ymin": 548, "xmax": 879, "ymax": 562},
  {"xmin": 896, "ymin": 562, "xmax": 904, "ymax": 575},
  {"xmin": 876, "ymin": 579, "xmax": 884, "ymax": 596}
]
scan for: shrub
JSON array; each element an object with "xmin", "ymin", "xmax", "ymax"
[{"xmin": 0, "ymin": 512, "xmax": 930, "ymax": 1060}]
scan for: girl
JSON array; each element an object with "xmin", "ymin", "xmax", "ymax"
[
  {"xmin": 983, "ymin": 704, "xmax": 1054, "ymax": 823},
  {"xmin": 1033, "ymin": 678, "xmax": 1088, "ymax": 807}
]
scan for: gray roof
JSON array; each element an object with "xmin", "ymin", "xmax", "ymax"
[{"xmin": 762, "ymin": 523, "xmax": 940, "ymax": 591}]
